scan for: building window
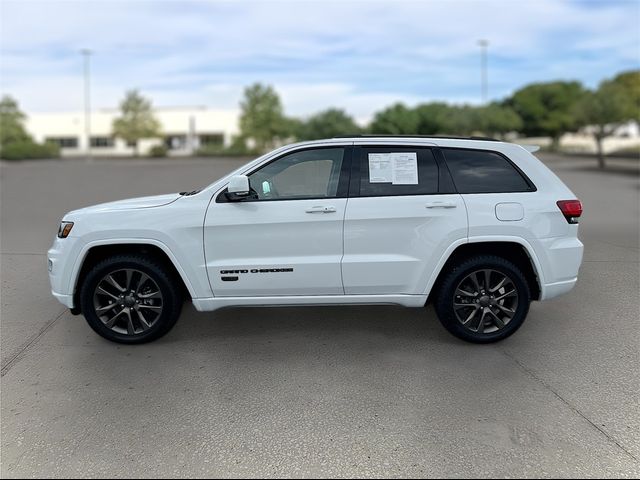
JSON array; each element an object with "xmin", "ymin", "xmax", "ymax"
[
  {"xmin": 90, "ymin": 136, "xmax": 115, "ymax": 148},
  {"xmin": 199, "ymin": 133, "xmax": 224, "ymax": 146},
  {"xmin": 164, "ymin": 135, "xmax": 187, "ymax": 150},
  {"xmin": 45, "ymin": 137, "xmax": 78, "ymax": 149}
]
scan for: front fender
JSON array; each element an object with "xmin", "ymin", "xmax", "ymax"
[{"xmin": 66, "ymin": 237, "xmax": 206, "ymax": 302}]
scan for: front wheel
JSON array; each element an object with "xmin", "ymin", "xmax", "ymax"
[
  {"xmin": 434, "ymin": 255, "xmax": 531, "ymax": 343},
  {"xmin": 79, "ymin": 255, "xmax": 182, "ymax": 344}
]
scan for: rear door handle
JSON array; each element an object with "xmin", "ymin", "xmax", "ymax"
[
  {"xmin": 425, "ymin": 201, "xmax": 457, "ymax": 209},
  {"xmin": 305, "ymin": 206, "xmax": 337, "ymax": 214}
]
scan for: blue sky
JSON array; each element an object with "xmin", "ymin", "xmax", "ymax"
[{"xmin": 1, "ymin": 0, "xmax": 638, "ymax": 122}]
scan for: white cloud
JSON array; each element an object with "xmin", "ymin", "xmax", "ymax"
[{"xmin": 1, "ymin": 0, "xmax": 638, "ymax": 118}]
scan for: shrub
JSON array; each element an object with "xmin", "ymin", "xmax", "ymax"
[
  {"xmin": 195, "ymin": 140, "xmax": 253, "ymax": 157},
  {"xmin": 0, "ymin": 140, "xmax": 60, "ymax": 160},
  {"xmin": 148, "ymin": 144, "xmax": 168, "ymax": 157},
  {"xmin": 195, "ymin": 144, "xmax": 225, "ymax": 157}
]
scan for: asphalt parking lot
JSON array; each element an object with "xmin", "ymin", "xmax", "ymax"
[{"xmin": 1, "ymin": 154, "xmax": 639, "ymax": 478}]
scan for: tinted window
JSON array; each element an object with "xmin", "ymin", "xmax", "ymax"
[
  {"xmin": 358, "ymin": 147, "xmax": 438, "ymax": 196},
  {"xmin": 45, "ymin": 137, "xmax": 78, "ymax": 148},
  {"xmin": 248, "ymin": 147, "xmax": 344, "ymax": 200},
  {"xmin": 443, "ymin": 149, "xmax": 532, "ymax": 193}
]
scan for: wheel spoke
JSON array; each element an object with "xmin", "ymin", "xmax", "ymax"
[
  {"xmin": 138, "ymin": 304, "xmax": 162, "ymax": 311},
  {"xmin": 489, "ymin": 276, "xmax": 507, "ymax": 293},
  {"xmin": 138, "ymin": 290, "xmax": 161, "ymax": 299},
  {"xmin": 494, "ymin": 303, "xmax": 515, "ymax": 316},
  {"xmin": 136, "ymin": 309, "xmax": 151, "ymax": 331},
  {"xmin": 454, "ymin": 302, "xmax": 475, "ymax": 308},
  {"xmin": 462, "ymin": 305, "xmax": 480, "ymax": 325},
  {"xmin": 125, "ymin": 269, "xmax": 134, "ymax": 290},
  {"xmin": 96, "ymin": 302, "xmax": 118, "ymax": 313},
  {"xmin": 483, "ymin": 269, "xmax": 492, "ymax": 291},
  {"xmin": 495, "ymin": 289, "xmax": 517, "ymax": 302},
  {"xmin": 125, "ymin": 309, "xmax": 135, "ymax": 335},
  {"xmin": 470, "ymin": 272, "xmax": 481, "ymax": 292},
  {"xmin": 97, "ymin": 286, "xmax": 119, "ymax": 301},
  {"xmin": 105, "ymin": 274, "xmax": 126, "ymax": 292},
  {"xmin": 456, "ymin": 288, "xmax": 477, "ymax": 297},
  {"xmin": 476, "ymin": 309, "xmax": 487, "ymax": 333},
  {"xmin": 104, "ymin": 307, "xmax": 126, "ymax": 328},
  {"xmin": 487, "ymin": 308, "xmax": 505, "ymax": 329},
  {"xmin": 136, "ymin": 273, "xmax": 151, "ymax": 294}
]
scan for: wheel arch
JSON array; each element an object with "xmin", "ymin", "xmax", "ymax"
[
  {"xmin": 426, "ymin": 238, "xmax": 543, "ymax": 303},
  {"xmin": 71, "ymin": 240, "xmax": 194, "ymax": 313}
]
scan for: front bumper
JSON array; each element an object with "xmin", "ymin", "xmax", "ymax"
[
  {"xmin": 51, "ymin": 290, "xmax": 75, "ymax": 308},
  {"xmin": 48, "ymin": 235, "xmax": 80, "ymax": 309}
]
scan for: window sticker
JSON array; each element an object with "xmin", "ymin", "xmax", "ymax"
[
  {"xmin": 391, "ymin": 152, "xmax": 418, "ymax": 185},
  {"xmin": 368, "ymin": 152, "xmax": 419, "ymax": 185},
  {"xmin": 368, "ymin": 153, "xmax": 393, "ymax": 183}
]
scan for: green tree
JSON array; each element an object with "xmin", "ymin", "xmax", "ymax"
[
  {"xmin": 475, "ymin": 103, "xmax": 523, "ymax": 138},
  {"xmin": 576, "ymin": 80, "xmax": 633, "ymax": 169},
  {"xmin": 445, "ymin": 105, "xmax": 480, "ymax": 136},
  {"xmin": 414, "ymin": 102, "xmax": 453, "ymax": 135},
  {"xmin": 296, "ymin": 108, "xmax": 360, "ymax": 140},
  {"xmin": 508, "ymin": 81, "xmax": 586, "ymax": 149},
  {"xmin": 608, "ymin": 70, "xmax": 640, "ymax": 122},
  {"xmin": 0, "ymin": 95, "xmax": 59, "ymax": 160},
  {"xmin": 239, "ymin": 83, "xmax": 290, "ymax": 152},
  {"xmin": 368, "ymin": 103, "xmax": 419, "ymax": 135},
  {"xmin": 112, "ymin": 90, "xmax": 161, "ymax": 156},
  {"xmin": 0, "ymin": 95, "xmax": 30, "ymax": 147}
]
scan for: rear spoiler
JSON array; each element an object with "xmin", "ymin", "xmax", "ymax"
[{"xmin": 521, "ymin": 144, "xmax": 541, "ymax": 153}]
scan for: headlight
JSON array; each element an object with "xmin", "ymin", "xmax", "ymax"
[{"xmin": 57, "ymin": 221, "xmax": 74, "ymax": 238}]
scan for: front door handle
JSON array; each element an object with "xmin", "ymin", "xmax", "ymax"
[
  {"xmin": 425, "ymin": 201, "xmax": 457, "ymax": 209},
  {"xmin": 305, "ymin": 206, "xmax": 337, "ymax": 214}
]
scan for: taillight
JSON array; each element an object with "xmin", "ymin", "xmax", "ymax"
[{"xmin": 557, "ymin": 200, "xmax": 583, "ymax": 224}]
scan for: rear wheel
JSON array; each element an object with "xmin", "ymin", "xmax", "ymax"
[
  {"xmin": 434, "ymin": 255, "xmax": 531, "ymax": 343},
  {"xmin": 80, "ymin": 255, "xmax": 182, "ymax": 344}
]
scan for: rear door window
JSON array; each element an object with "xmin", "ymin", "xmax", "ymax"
[
  {"xmin": 442, "ymin": 148, "xmax": 533, "ymax": 193},
  {"xmin": 356, "ymin": 146, "xmax": 439, "ymax": 197}
]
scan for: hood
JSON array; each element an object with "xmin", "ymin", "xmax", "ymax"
[{"xmin": 68, "ymin": 193, "xmax": 182, "ymax": 216}]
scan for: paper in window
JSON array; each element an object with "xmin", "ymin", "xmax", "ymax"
[{"xmin": 368, "ymin": 153, "xmax": 393, "ymax": 183}]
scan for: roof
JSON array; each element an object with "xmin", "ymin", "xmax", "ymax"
[{"xmin": 332, "ymin": 134, "xmax": 500, "ymax": 142}]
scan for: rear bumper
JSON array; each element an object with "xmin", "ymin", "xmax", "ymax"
[
  {"xmin": 542, "ymin": 278, "xmax": 578, "ymax": 300},
  {"xmin": 536, "ymin": 236, "xmax": 584, "ymax": 300}
]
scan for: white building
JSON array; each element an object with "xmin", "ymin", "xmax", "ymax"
[{"xmin": 25, "ymin": 106, "xmax": 239, "ymax": 157}]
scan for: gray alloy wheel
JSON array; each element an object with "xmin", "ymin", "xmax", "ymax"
[
  {"xmin": 93, "ymin": 268, "xmax": 164, "ymax": 336},
  {"xmin": 453, "ymin": 269, "xmax": 518, "ymax": 334}
]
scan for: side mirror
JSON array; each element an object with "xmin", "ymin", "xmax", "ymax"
[{"xmin": 226, "ymin": 175, "xmax": 250, "ymax": 201}]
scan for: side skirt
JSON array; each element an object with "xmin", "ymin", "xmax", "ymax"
[{"xmin": 191, "ymin": 294, "xmax": 427, "ymax": 312}]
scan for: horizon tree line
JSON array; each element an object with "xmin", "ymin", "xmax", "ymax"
[{"xmin": 1, "ymin": 69, "xmax": 638, "ymax": 167}]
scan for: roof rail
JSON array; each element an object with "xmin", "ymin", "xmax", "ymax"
[{"xmin": 332, "ymin": 134, "xmax": 500, "ymax": 142}]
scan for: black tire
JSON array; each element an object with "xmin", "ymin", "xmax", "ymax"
[
  {"xmin": 434, "ymin": 255, "xmax": 531, "ymax": 343},
  {"xmin": 79, "ymin": 254, "xmax": 182, "ymax": 344}
]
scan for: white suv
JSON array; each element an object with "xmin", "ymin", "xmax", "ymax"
[{"xmin": 48, "ymin": 136, "xmax": 584, "ymax": 344}]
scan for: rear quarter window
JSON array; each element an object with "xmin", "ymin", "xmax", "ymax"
[{"xmin": 442, "ymin": 148, "xmax": 534, "ymax": 193}]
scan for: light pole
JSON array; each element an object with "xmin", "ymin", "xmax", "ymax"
[
  {"xmin": 478, "ymin": 39, "xmax": 489, "ymax": 104},
  {"xmin": 80, "ymin": 49, "xmax": 92, "ymax": 158}
]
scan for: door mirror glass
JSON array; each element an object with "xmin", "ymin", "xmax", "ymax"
[{"xmin": 227, "ymin": 174, "xmax": 250, "ymax": 197}]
